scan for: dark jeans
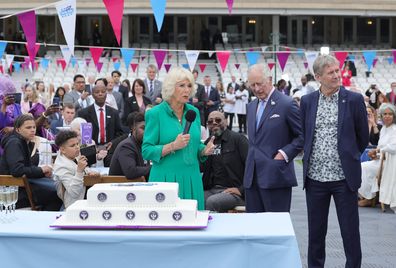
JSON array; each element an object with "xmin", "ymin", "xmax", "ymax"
[
  {"xmin": 237, "ymin": 114, "xmax": 246, "ymax": 133},
  {"xmin": 224, "ymin": 112, "xmax": 234, "ymax": 130}
]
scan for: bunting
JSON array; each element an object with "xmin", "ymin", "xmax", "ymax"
[
  {"xmin": 89, "ymin": 47, "xmax": 104, "ymax": 66},
  {"xmin": 0, "ymin": 41, "xmax": 6, "ymax": 59},
  {"xmin": 130, "ymin": 63, "xmax": 138, "ymax": 72},
  {"xmin": 184, "ymin": 50, "xmax": 200, "ymax": 71},
  {"xmin": 164, "ymin": 63, "xmax": 172, "ymax": 73},
  {"xmin": 268, "ymin": 63, "xmax": 275, "ymax": 71},
  {"xmin": 151, "ymin": 0, "xmax": 167, "ymax": 32},
  {"xmin": 246, "ymin": 51, "xmax": 260, "ymax": 66},
  {"xmin": 276, "ymin": 51, "xmax": 290, "ymax": 72},
  {"xmin": 334, "ymin": 51, "xmax": 348, "ymax": 68},
  {"xmin": 304, "ymin": 51, "xmax": 318, "ymax": 75},
  {"xmin": 103, "ymin": 0, "xmax": 124, "ymax": 46},
  {"xmin": 56, "ymin": 0, "xmax": 76, "ymax": 55},
  {"xmin": 199, "ymin": 63, "xmax": 207, "ymax": 73},
  {"xmin": 18, "ymin": 11, "xmax": 36, "ymax": 64},
  {"xmin": 120, "ymin": 48, "xmax": 135, "ymax": 69},
  {"xmin": 153, "ymin": 50, "xmax": 167, "ymax": 70},
  {"xmin": 226, "ymin": 0, "xmax": 234, "ymax": 14},
  {"xmin": 60, "ymin": 45, "xmax": 72, "ymax": 64},
  {"xmin": 363, "ymin": 51, "xmax": 376, "ymax": 71},
  {"xmin": 217, "ymin": 51, "xmax": 231, "ymax": 73}
]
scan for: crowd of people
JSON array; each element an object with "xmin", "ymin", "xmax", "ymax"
[{"xmin": 1, "ymin": 54, "xmax": 396, "ymax": 267}]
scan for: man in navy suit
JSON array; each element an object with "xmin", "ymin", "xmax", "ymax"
[
  {"xmin": 203, "ymin": 75, "xmax": 221, "ymax": 124},
  {"xmin": 50, "ymin": 103, "xmax": 75, "ymax": 135},
  {"xmin": 300, "ymin": 55, "xmax": 369, "ymax": 268},
  {"xmin": 244, "ymin": 64, "xmax": 303, "ymax": 212}
]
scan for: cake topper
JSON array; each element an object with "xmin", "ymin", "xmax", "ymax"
[
  {"xmin": 79, "ymin": 211, "xmax": 89, "ymax": 220},
  {"xmin": 149, "ymin": 211, "xmax": 159, "ymax": 221},
  {"xmin": 126, "ymin": 210, "xmax": 135, "ymax": 220},
  {"xmin": 97, "ymin": 192, "xmax": 107, "ymax": 202},
  {"xmin": 156, "ymin": 193, "xmax": 166, "ymax": 202},
  {"xmin": 173, "ymin": 211, "xmax": 182, "ymax": 221},
  {"xmin": 102, "ymin": 211, "xmax": 112, "ymax": 220},
  {"xmin": 126, "ymin": 193, "xmax": 136, "ymax": 202}
]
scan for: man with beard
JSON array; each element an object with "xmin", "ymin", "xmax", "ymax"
[
  {"xmin": 202, "ymin": 111, "xmax": 248, "ymax": 212},
  {"xmin": 109, "ymin": 112, "xmax": 150, "ymax": 179}
]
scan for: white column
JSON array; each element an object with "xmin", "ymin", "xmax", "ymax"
[
  {"xmin": 122, "ymin": 15, "xmax": 129, "ymax": 48},
  {"xmin": 272, "ymin": 15, "xmax": 280, "ymax": 45}
]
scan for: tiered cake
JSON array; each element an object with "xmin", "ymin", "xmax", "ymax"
[{"xmin": 51, "ymin": 182, "xmax": 210, "ymax": 229}]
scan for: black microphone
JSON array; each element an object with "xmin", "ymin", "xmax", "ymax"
[{"xmin": 182, "ymin": 110, "xmax": 197, "ymax": 134}]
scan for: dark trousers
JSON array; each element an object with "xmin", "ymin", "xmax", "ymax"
[
  {"xmin": 224, "ymin": 112, "xmax": 234, "ymax": 130},
  {"xmin": 245, "ymin": 170, "xmax": 292, "ymax": 212},
  {"xmin": 305, "ymin": 179, "xmax": 361, "ymax": 268},
  {"xmin": 17, "ymin": 178, "xmax": 62, "ymax": 211},
  {"xmin": 237, "ymin": 114, "xmax": 246, "ymax": 133}
]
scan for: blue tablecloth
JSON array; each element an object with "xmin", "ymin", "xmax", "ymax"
[{"xmin": 0, "ymin": 211, "xmax": 301, "ymax": 268}]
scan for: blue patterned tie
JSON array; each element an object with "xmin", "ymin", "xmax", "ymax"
[{"xmin": 256, "ymin": 100, "xmax": 265, "ymax": 129}]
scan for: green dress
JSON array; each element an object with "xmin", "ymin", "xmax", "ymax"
[{"xmin": 142, "ymin": 101, "xmax": 207, "ymax": 210}]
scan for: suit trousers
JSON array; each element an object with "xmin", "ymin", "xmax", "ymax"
[
  {"xmin": 245, "ymin": 168, "xmax": 292, "ymax": 212},
  {"xmin": 305, "ymin": 179, "xmax": 361, "ymax": 268}
]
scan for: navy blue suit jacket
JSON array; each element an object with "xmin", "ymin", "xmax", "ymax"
[
  {"xmin": 244, "ymin": 90, "xmax": 304, "ymax": 189},
  {"xmin": 300, "ymin": 87, "xmax": 369, "ymax": 191},
  {"xmin": 207, "ymin": 87, "xmax": 221, "ymax": 113},
  {"xmin": 50, "ymin": 117, "xmax": 64, "ymax": 135}
]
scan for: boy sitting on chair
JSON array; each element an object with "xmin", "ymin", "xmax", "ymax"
[{"xmin": 53, "ymin": 130, "xmax": 99, "ymax": 208}]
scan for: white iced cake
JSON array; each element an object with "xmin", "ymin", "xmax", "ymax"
[{"xmin": 56, "ymin": 182, "xmax": 209, "ymax": 228}]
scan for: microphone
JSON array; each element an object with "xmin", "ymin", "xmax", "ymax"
[{"xmin": 182, "ymin": 110, "xmax": 197, "ymax": 135}]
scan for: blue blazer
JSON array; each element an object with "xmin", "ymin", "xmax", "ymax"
[
  {"xmin": 50, "ymin": 117, "xmax": 64, "ymax": 135},
  {"xmin": 244, "ymin": 90, "xmax": 304, "ymax": 189},
  {"xmin": 300, "ymin": 87, "xmax": 369, "ymax": 191}
]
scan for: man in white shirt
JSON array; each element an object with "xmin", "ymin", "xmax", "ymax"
[{"xmin": 106, "ymin": 76, "xmax": 124, "ymax": 119}]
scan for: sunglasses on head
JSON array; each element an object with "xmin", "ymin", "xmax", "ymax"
[{"xmin": 207, "ymin": 118, "xmax": 222, "ymax": 125}]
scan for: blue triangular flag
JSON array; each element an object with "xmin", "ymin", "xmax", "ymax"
[
  {"xmin": 182, "ymin": 63, "xmax": 189, "ymax": 70},
  {"xmin": 0, "ymin": 41, "xmax": 7, "ymax": 59},
  {"xmin": 151, "ymin": 0, "xmax": 167, "ymax": 32},
  {"xmin": 78, "ymin": 60, "xmax": 85, "ymax": 70},
  {"xmin": 387, "ymin": 57, "xmax": 393, "ymax": 65},
  {"xmin": 113, "ymin": 61, "xmax": 121, "ymax": 71},
  {"xmin": 363, "ymin": 51, "xmax": 376, "ymax": 71},
  {"xmin": 71, "ymin": 57, "xmax": 77, "ymax": 67},
  {"xmin": 246, "ymin": 51, "xmax": 260, "ymax": 66},
  {"xmin": 120, "ymin": 48, "xmax": 135, "ymax": 69},
  {"xmin": 297, "ymin": 49, "xmax": 304, "ymax": 57},
  {"xmin": 348, "ymin": 55, "xmax": 355, "ymax": 62},
  {"xmin": 13, "ymin": 63, "xmax": 21, "ymax": 73},
  {"xmin": 40, "ymin": 58, "xmax": 49, "ymax": 69}
]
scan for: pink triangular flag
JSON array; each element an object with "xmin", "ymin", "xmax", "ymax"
[
  {"xmin": 304, "ymin": 62, "xmax": 308, "ymax": 69},
  {"xmin": 217, "ymin": 51, "xmax": 231, "ymax": 73},
  {"xmin": 226, "ymin": 0, "xmax": 234, "ymax": 14},
  {"xmin": 130, "ymin": 63, "xmax": 139, "ymax": 72},
  {"xmin": 373, "ymin": 58, "xmax": 378, "ymax": 68},
  {"xmin": 276, "ymin": 52, "xmax": 290, "ymax": 72},
  {"xmin": 334, "ymin": 51, "xmax": 348, "ymax": 68},
  {"xmin": 234, "ymin": 63, "xmax": 240, "ymax": 70},
  {"xmin": 268, "ymin": 62, "xmax": 275, "ymax": 70},
  {"xmin": 198, "ymin": 64, "xmax": 206, "ymax": 73},
  {"xmin": 103, "ymin": 0, "xmax": 124, "ymax": 46},
  {"xmin": 18, "ymin": 11, "xmax": 36, "ymax": 64},
  {"xmin": 96, "ymin": 62, "xmax": 104, "ymax": 72},
  {"xmin": 164, "ymin": 63, "xmax": 172, "ymax": 73},
  {"xmin": 90, "ymin": 47, "xmax": 104, "ymax": 66},
  {"xmin": 85, "ymin": 58, "xmax": 92, "ymax": 66},
  {"xmin": 393, "ymin": 51, "xmax": 396, "ymax": 64},
  {"xmin": 112, "ymin": 57, "xmax": 119, "ymax": 62},
  {"xmin": 0, "ymin": 65, "xmax": 3, "ymax": 73},
  {"xmin": 153, "ymin": 50, "xmax": 167, "ymax": 70},
  {"xmin": 58, "ymin": 59, "xmax": 67, "ymax": 71},
  {"xmin": 24, "ymin": 43, "xmax": 40, "ymax": 58}
]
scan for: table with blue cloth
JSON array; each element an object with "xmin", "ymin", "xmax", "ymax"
[{"xmin": 0, "ymin": 211, "xmax": 302, "ymax": 268}]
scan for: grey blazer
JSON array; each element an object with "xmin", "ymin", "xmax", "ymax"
[
  {"xmin": 63, "ymin": 90, "xmax": 93, "ymax": 111},
  {"xmin": 144, "ymin": 79, "xmax": 162, "ymax": 104},
  {"xmin": 112, "ymin": 91, "xmax": 124, "ymax": 119}
]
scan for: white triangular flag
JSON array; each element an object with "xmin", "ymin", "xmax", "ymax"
[
  {"xmin": 261, "ymin": 46, "xmax": 268, "ymax": 53},
  {"xmin": 56, "ymin": 0, "xmax": 76, "ymax": 55},
  {"xmin": 60, "ymin": 45, "xmax": 72, "ymax": 64},
  {"xmin": 5, "ymin": 54, "xmax": 14, "ymax": 69},
  {"xmin": 305, "ymin": 51, "xmax": 319, "ymax": 75},
  {"xmin": 184, "ymin": 50, "xmax": 200, "ymax": 71}
]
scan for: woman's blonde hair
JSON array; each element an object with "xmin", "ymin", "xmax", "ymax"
[
  {"xmin": 23, "ymin": 84, "xmax": 40, "ymax": 102},
  {"xmin": 162, "ymin": 67, "xmax": 196, "ymax": 101}
]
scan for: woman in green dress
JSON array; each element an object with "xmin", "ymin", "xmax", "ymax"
[{"xmin": 142, "ymin": 67, "xmax": 215, "ymax": 210}]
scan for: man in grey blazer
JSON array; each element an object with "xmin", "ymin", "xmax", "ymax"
[
  {"xmin": 106, "ymin": 76, "xmax": 124, "ymax": 119},
  {"xmin": 63, "ymin": 74, "xmax": 93, "ymax": 112},
  {"xmin": 144, "ymin": 64, "xmax": 162, "ymax": 104}
]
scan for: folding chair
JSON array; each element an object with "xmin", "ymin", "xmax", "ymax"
[{"xmin": 0, "ymin": 175, "xmax": 39, "ymax": 210}]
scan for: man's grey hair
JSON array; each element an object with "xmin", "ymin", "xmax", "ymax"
[
  {"xmin": 378, "ymin": 103, "xmax": 396, "ymax": 123},
  {"xmin": 247, "ymin": 64, "xmax": 270, "ymax": 82},
  {"xmin": 313, "ymin": 55, "xmax": 340, "ymax": 76},
  {"xmin": 146, "ymin": 64, "xmax": 158, "ymax": 73},
  {"xmin": 162, "ymin": 67, "xmax": 196, "ymax": 101}
]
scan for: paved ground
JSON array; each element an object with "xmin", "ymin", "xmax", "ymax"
[{"xmin": 291, "ymin": 160, "xmax": 396, "ymax": 268}]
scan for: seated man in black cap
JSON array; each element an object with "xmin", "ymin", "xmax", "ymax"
[{"xmin": 202, "ymin": 111, "xmax": 248, "ymax": 212}]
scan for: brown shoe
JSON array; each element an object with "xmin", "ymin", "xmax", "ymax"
[{"xmin": 358, "ymin": 198, "xmax": 373, "ymax": 207}]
